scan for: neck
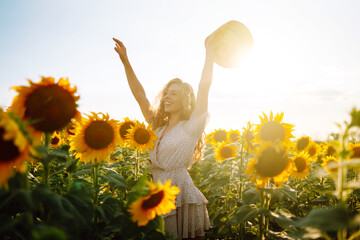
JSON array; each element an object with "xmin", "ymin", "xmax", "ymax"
[{"xmin": 167, "ymin": 112, "xmax": 183, "ymax": 127}]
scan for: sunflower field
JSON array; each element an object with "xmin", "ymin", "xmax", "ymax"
[{"xmin": 1, "ymin": 76, "xmax": 360, "ymax": 240}]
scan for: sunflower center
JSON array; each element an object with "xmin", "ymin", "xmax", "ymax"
[
  {"xmin": 214, "ymin": 130, "xmax": 227, "ymax": 143},
  {"xmin": 84, "ymin": 121, "xmax": 114, "ymax": 149},
  {"xmin": 326, "ymin": 146, "xmax": 336, "ymax": 157},
  {"xmin": 134, "ymin": 128, "xmax": 150, "ymax": 144},
  {"xmin": 230, "ymin": 132, "xmax": 240, "ymax": 142},
  {"xmin": 260, "ymin": 121, "xmax": 286, "ymax": 142},
  {"xmin": 220, "ymin": 146, "xmax": 234, "ymax": 159},
  {"xmin": 142, "ymin": 190, "xmax": 164, "ymax": 210},
  {"xmin": 24, "ymin": 85, "xmax": 77, "ymax": 132},
  {"xmin": 308, "ymin": 146, "xmax": 317, "ymax": 157},
  {"xmin": 351, "ymin": 146, "xmax": 360, "ymax": 159},
  {"xmin": 255, "ymin": 147, "xmax": 288, "ymax": 177},
  {"xmin": 0, "ymin": 127, "xmax": 20, "ymax": 163},
  {"xmin": 67, "ymin": 124, "xmax": 76, "ymax": 136},
  {"xmin": 297, "ymin": 138, "xmax": 309, "ymax": 151},
  {"xmin": 51, "ymin": 136, "xmax": 60, "ymax": 145},
  {"xmin": 120, "ymin": 122, "xmax": 135, "ymax": 139},
  {"xmin": 245, "ymin": 131, "xmax": 255, "ymax": 144},
  {"xmin": 294, "ymin": 157, "xmax": 307, "ymax": 172}
]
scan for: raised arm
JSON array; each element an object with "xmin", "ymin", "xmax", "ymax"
[
  {"xmin": 113, "ymin": 38, "xmax": 152, "ymax": 123},
  {"xmin": 193, "ymin": 48, "xmax": 214, "ymax": 118}
]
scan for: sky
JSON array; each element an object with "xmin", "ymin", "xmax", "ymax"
[{"xmin": 1, "ymin": 0, "xmax": 359, "ymax": 141}]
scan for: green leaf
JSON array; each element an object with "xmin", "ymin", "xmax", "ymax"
[
  {"xmin": 14, "ymin": 189, "xmax": 33, "ymax": 210},
  {"xmin": 72, "ymin": 169, "xmax": 91, "ymax": 177},
  {"xmin": 48, "ymin": 149, "xmax": 69, "ymax": 161},
  {"xmin": 99, "ymin": 171, "xmax": 127, "ymax": 190},
  {"xmin": 294, "ymin": 205, "xmax": 349, "ymax": 232},
  {"xmin": 0, "ymin": 213, "xmax": 17, "ymax": 235},
  {"xmin": 66, "ymin": 159, "xmax": 78, "ymax": 173},
  {"xmin": 312, "ymin": 195, "xmax": 330, "ymax": 203},
  {"xmin": 349, "ymin": 107, "xmax": 360, "ymax": 128},
  {"xmin": 267, "ymin": 229, "xmax": 297, "ymax": 240},
  {"xmin": 0, "ymin": 188, "xmax": 33, "ymax": 215},
  {"xmin": 263, "ymin": 188, "xmax": 284, "ymax": 202},
  {"xmin": 98, "ymin": 197, "xmax": 124, "ymax": 223},
  {"xmin": 242, "ymin": 188, "xmax": 260, "ymax": 204},
  {"xmin": 126, "ymin": 175, "xmax": 151, "ymax": 206},
  {"xmin": 35, "ymin": 145, "xmax": 48, "ymax": 156},
  {"xmin": 152, "ymin": 215, "xmax": 165, "ymax": 235},
  {"xmin": 203, "ymin": 153, "xmax": 215, "ymax": 161},
  {"xmin": 269, "ymin": 209, "xmax": 296, "ymax": 230},
  {"xmin": 31, "ymin": 225, "xmax": 67, "ymax": 240},
  {"xmin": 279, "ymin": 186, "xmax": 297, "ymax": 201},
  {"xmin": 229, "ymin": 205, "xmax": 268, "ymax": 224}
]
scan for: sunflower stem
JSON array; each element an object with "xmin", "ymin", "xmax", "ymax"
[
  {"xmin": 238, "ymin": 142, "xmax": 245, "ymax": 200},
  {"xmin": 239, "ymin": 222, "xmax": 245, "ymax": 240},
  {"xmin": 92, "ymin": 161, "xmax": 100, "ymax": 206},
  {"xmin": 338, "ymin": 130, "xmax": 347, "ymax": 203},
  {"xmin": 259, "ymin": 188, "xmax": 266, "ymax": 240},
  {"xmin": 348, "ymin": 229, "xmax": 360, "ymax": 240},
  {"xmin": 337, "ymin": 127, "xmax": 349, "ymax": 240},
  {"xmin": 23, "ymin": 168, "xmax": 33, "ymax": 227},
  {"xmin": 337, "ymin": 229, "xmax": 347, "ymax": 240},
  {"xmin": 264, "ymin": 191, "xmax": 271, "ymax": 236},
  {"xmin": 67, "ymin": 156, "xmax": 73, "ymax": 192},
  {"xmin": 320, "ymin": 233, "xmax": 334, "ymax": 240},
  {"xmin": 238, "ymin": 143, "xmax": 246, "ymax": 239},
  {"xmin": 224, "ymin": 161, "xmax": 228, "ymax": 206},
  {"xmin": 134, "ymin": 150, "xmax": 140, "ymax": 180},
  {"xmin": 43, "ymin": 132, "xmax": 51, "ymax": 185}
]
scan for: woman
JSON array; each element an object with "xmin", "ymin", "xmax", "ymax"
[{"xmin": 113, "ymin": 37, "xmax": 213, "ymax": 239}]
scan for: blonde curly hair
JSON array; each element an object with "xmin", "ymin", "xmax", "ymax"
[{"xmin": 150, "ymin": 78, "xmax": 205, "ymax": 162}]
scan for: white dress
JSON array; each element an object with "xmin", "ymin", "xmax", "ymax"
[{"xmin": 149, "ymin": 112, "xmax": 211, "ymax": 239}]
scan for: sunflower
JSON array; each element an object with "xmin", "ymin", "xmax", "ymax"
[
  {"xmin": 126, "ymin": 122, "xmax": 158, "ymax": 154},
  {"xmin": 11, "ymin": 76, "xmax": 80, "ymax": 143},
  {"xmin": 321, "ymin": 141, "xmax": 339, "ymax": 158},
  {"xmin": 208, "ymin": 129, "xmax": 228, "ymax": 146},
  {"xmin": 128, "ymin": 180, "xmax": 180, "ymax": 226},
  {"xmin": 101, "ymin": 186, "xmax": 118, "ymax": 198},
  {"xmin": 118, "ymin": 117, "xmax": 137, "ymax": 145},
  {"xmin": 0, "ymin": 109, "xmax": 32, "ymax": 187},
  {"xmin": 290, "ymin": 151, "xmax": 312, "ymax": 179},
  {"xmin": 244, "ymin": 142, "xmax": 290, "ymax": 187},
  {"xmin": 306, "ymin": 141, "xmax": 320, "ymax": 160},
  {"xmin": 50, "ymin": 131, "xmax": 62, "ymax": 147},
  {"xmin": 348, "ymin": 142, "xmax": 360, "ymax": 159},
  {"xmin": 69, "ymin": 112, "xmax": 120, "ymax": 163},
  {"xmin": 61, "ymin": 119, "xmax": 76, "ymax": 140},
  {"xmin": 242, "ymin": 122, "xmax": 256, "ymax": 153},
  {"xmin": 321, "ymin": 155, "xmax": 338, "ymax": 174},
  {"xmin": 214, "ymin": 142, "xmax": 238, "ymax": 162},
  {"xmin": 255, "ymin": 111, "xmax": 295, "ymax": 147},
  {"xmin": 228, "ymin": 129, "xmax": 241, "ymax": 143},
  {"xmin": 206, "ymin": 133, "xmax": 213, "ymax": 144},
  {"xmin": 110, "ymin": 156, "xmax": 119, "ymax": 163},
  {"xmin": 295, "ymin": 136, "xmax": 311, "ymax": 152}
]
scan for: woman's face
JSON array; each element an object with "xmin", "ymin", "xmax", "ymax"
[{"xmin": 163, "ymin": 83, "xmax": 183, "ymax": 114}]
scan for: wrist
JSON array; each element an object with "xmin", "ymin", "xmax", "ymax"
[{"xmin": 120, "ymin": 56, "xmax": 129, "ymax": 64}]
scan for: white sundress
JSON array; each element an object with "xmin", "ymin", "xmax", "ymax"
[{"xmin": 149, "ymin": 112, "xmax": 211, "ymax": 239}]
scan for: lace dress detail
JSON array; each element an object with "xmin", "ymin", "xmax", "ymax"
[{"xmin": 149, "ymin": 112, "xmax": 211, "ymax": 239}]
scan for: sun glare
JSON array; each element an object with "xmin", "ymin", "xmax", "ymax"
[{"xmin": 208, "ymin": 28, "xmax": 309, "ymax": 136}]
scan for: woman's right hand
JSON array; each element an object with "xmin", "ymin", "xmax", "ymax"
[{"xmin": 113, "ymin": 38, "xmax": 128, "ymax": 62}]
